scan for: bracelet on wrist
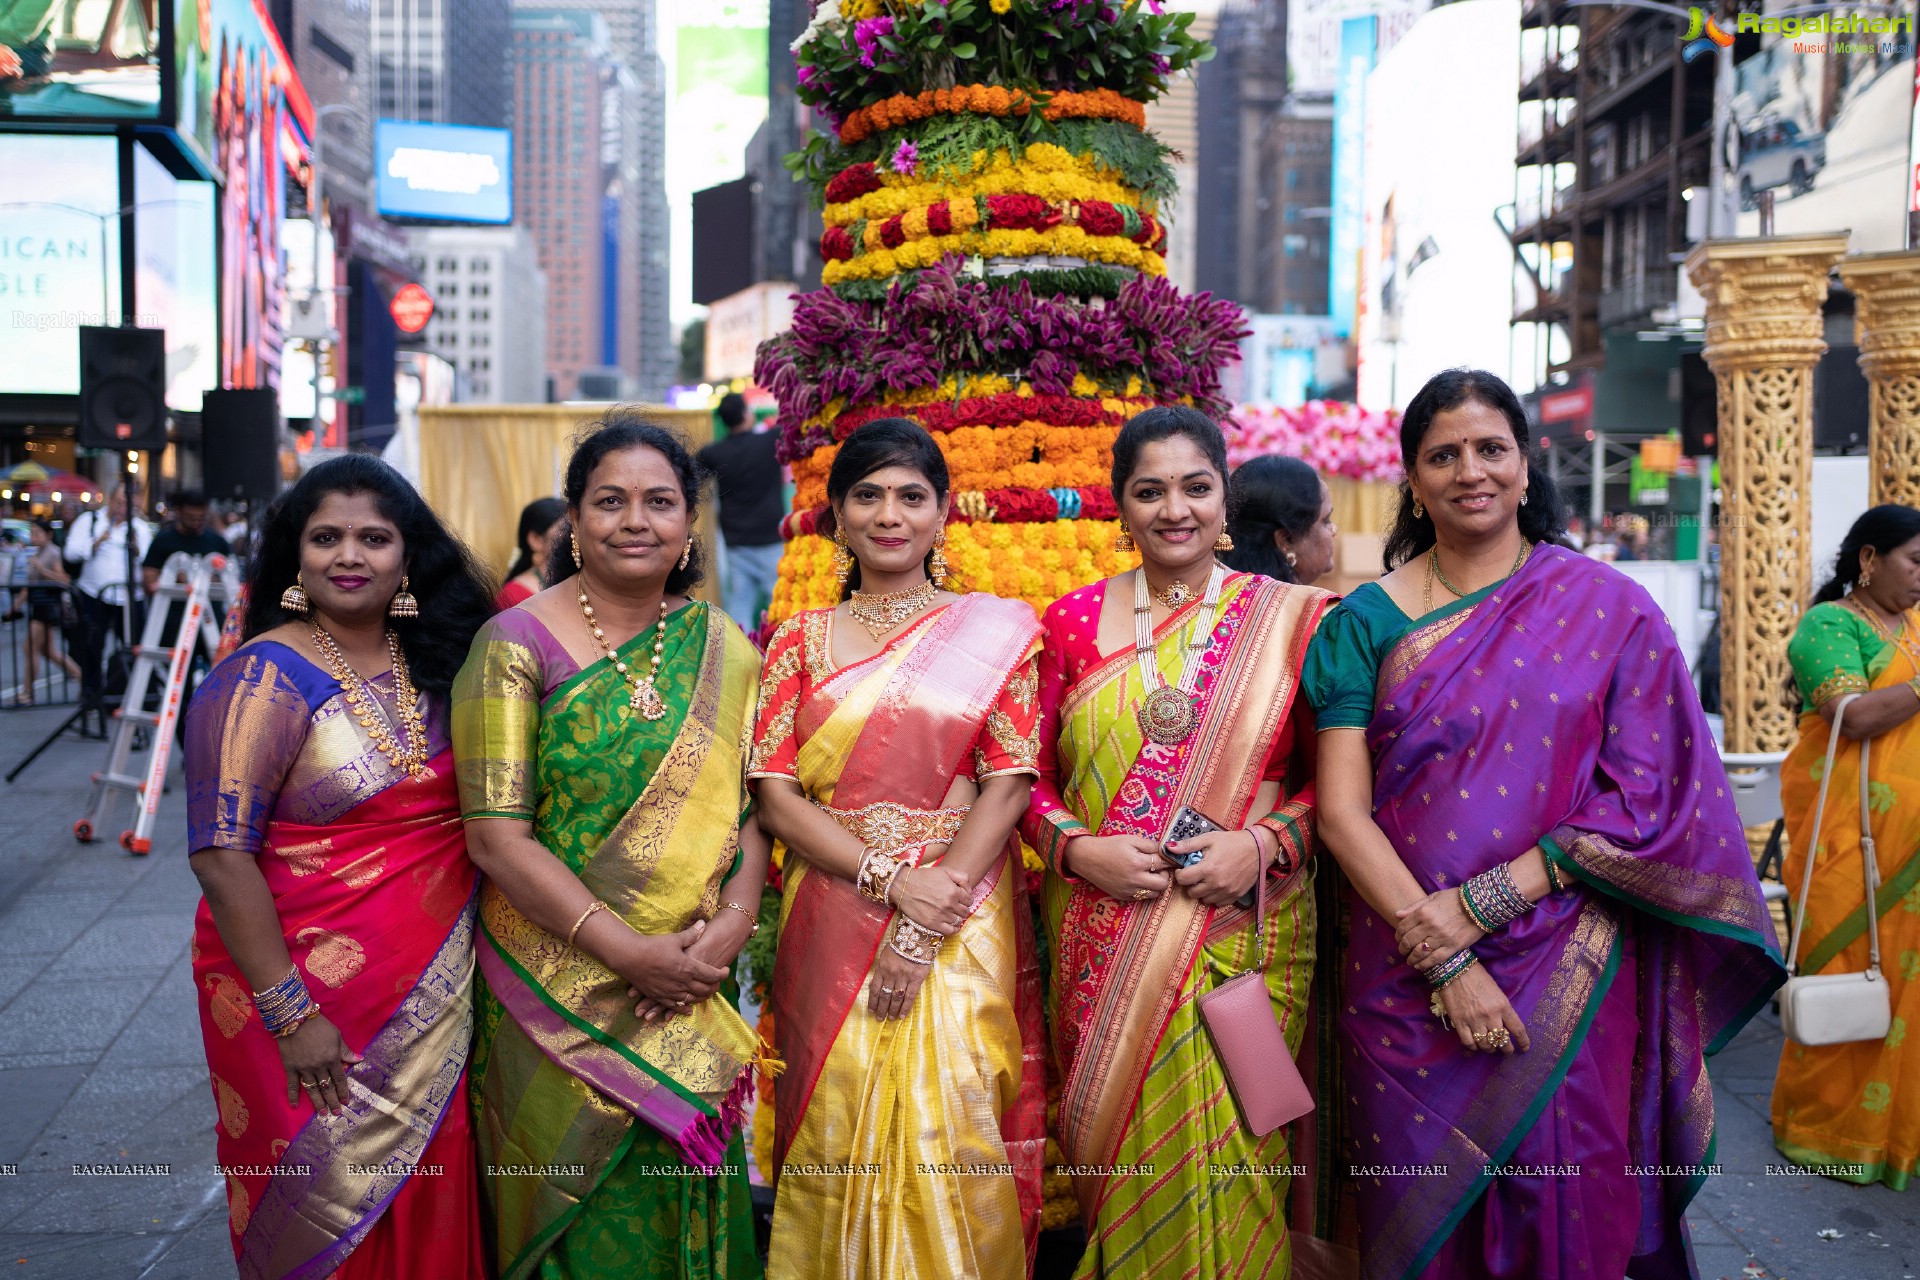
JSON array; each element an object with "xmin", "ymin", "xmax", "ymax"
[
  {"xmin": 889, "ymin": 916, "xmax": 943, "ymax": 965},
  {"xmin": 1426, "ymin": 947, "xmax": 1479, "ymax": 990},
  {"xmin": 1461, "ymin": 862, "xmax": 1537, "ymax": 932},
  {"xmin": 567, "ymin": 900, "xmax": 608, "ymax": 949},
  {"xmin": 720, "ymin": 899, "xmax": 761, "ymax": 936},
  {"xmin": 856, "ymin": 848, "xmax": 906, "ymax": 905},
  {"xmin": 1544, "ymin": 855, "xmax": 1565, "ymax": 894},
  {"xmin": 1458, "ymin": 885, "xmax": 1496, "ymax": 932}
]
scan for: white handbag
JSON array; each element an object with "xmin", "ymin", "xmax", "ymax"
[{"xmin": 1779, "ymin": 693, "xmax": 1894, "ymax": 1047}]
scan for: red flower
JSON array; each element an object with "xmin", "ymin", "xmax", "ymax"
[
  {"xmin": 926, "ymin": 201, "xmax": 953, "ymax": 236},
  {"xmin": 984, "ymin": 194, "xmax": 1060, "ymax": 232},
  {"xmin": 820, "ymin": 226, "xmax": 855, "ymax": 262},
  {"xmin": 1080, "ymin": 487, "xmax": 1119, "ymax": 519},
  {"xmin": 1076, "ymin": 201, "xmax": 1125, "ymax": 238},
  {"xmin": 879, "ymin": 215, "xmax": 907, "ymax": 250},
  {"xmin": 824, "ymin": 162, "xmax": 883, "ymax": 205}
]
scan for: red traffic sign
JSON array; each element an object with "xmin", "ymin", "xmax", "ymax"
[{"xmin": 390, "ymin": 283, "xmax": 435, "ymax": 334}]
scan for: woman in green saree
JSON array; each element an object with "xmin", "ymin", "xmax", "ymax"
[{"xmin": 453, "ymin": 415, "xmax": 770, "ymax": 1280}]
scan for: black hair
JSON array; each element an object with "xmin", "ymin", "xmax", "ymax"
[
  {"xmin": 33, "ymin": 517, "xmax": 55, "ymax": 535},
  {"xmin": 718, "ymin": 392, "xmax": 747, "ymax": 429},
  {"xmin": 171, "ymin": 489, "xmax": 208, "ymax": 509},
  {"xmin": 1381, "ymin": 367, "xmax": 1568, "ymax": 571},
  {"xmin": 243, "ymin": 454, "xmax": 496, "ymax": 699},
  {"xmin": 506, "ymin": 496, "xmax": 567, "ymax": 582},
  {"xmin": 1814, "ymin": 504, "xmax": 1920, "ymax": 603},
  {"xmin": 822, "ymin": 417, "xmax": 950, "ymax": 599},
  {"xmin": 547, "ymin": 409, "xmax": 709, "ymax": 595},
  {"xmin": 1110, "ymin": 405, "xmax": 1230, "ymax": 500},
  {"xmin": 1223, "ymin": 456, "xmax": 1324, "ymax": 584}
]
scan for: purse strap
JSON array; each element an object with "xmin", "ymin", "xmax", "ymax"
[{"xmin": 1786, "ymin": 693, "xmax": 1882, "ymax": 977}]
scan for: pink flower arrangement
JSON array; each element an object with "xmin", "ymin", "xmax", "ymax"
[
  {"xmin": 890, "ymin": 139, "xmax": 919, "ymax": 175},
  {"xmin": 1227, "ymin": 401, "xmax": 1403, "ymax": 483}
]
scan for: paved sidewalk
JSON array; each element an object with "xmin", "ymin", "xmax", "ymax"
[{"xmin": 0, "ymin": 699, "xmax": 1916, "ymax": 1278}]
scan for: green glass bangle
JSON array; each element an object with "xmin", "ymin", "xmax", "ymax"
[{"xmin": 1458, "ymin": 884, "xmax": 1496, "ymax": 933}]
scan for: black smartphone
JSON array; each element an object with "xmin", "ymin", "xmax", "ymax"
[{"xmin": 1160, "ymin": 805, "xmax": 1255, "ymax": 909}]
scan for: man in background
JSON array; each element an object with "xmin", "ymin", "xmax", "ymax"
[
  {"xmin": 697, "ymin": 393, "xmax": 784, "ymax": 630},
  {"xmin": 143, "ymin": 490, "xmax": 230, "ymax": 636},
  {"xmin": 63, "ymin": 487, "xmax": 152, "ymax": 710}
]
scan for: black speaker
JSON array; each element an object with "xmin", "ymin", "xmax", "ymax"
[
  {"xmin": 1813, "ymin": 345, "xmax": 1869, "ymax": 454},
  {"xmin": 202, "ymin": 388, "xmax": 283, "ymax": 503},
  {"xmin": 77, "ymin": 326, "xmax": 168, "ymax": 452}
]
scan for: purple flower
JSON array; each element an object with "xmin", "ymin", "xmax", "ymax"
[
  {"xmin": 853, "ymin": 16, "xmax": 894, "ymax": 69},
  {"xmin": 797, "ymin": 64, "xmax": 819, "ymax": 89},
  {"xmin": 889, "ymin": 140, "xmax": 919, "ymax": 175}
]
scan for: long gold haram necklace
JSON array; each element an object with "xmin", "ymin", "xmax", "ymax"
[
  {"xmin": 1133, "ymin": 563, "xmax": 1226, "ymax": 746},
  {"xmin": 1425, "ymin": 539, "xmax": 1534, "ymax": 614},
  {"xmin": 310, "ymin": 624, "xmax": 430, "ymax": 779},
  {"xmin": 578, "ymin": 578, "xmax": 669, "ymax": 720}
]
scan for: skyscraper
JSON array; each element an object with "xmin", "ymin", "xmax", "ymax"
[{"xmin": 373, "ymin": 0, "xmax": 514, "ymax": 128}]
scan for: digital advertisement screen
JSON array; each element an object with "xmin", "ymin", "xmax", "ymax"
[
  {"xmin": 0, "ymin": 134, "xmax": 124, "ymax": 395},
  {"xmin": 375, "ymin": 121, "xmax": 514, "ymax": 224},
  {"xmin": 0, "ymin": 0, "xmax": 165, "ymax": 122},
  {"xmin": 134, "ymin": 143, "xmax": 219, "ymax": 412}
]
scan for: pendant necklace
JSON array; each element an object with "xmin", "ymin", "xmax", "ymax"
[
  {"xmin": 578, "ymin": 578, "xmax": 669, "ymax": 720},
  {"xmin": 848, "ymin": 578, "xmax": 937, "ymax": 642},
  {"xmin": 1133, "ymin": 563, "xmax": 1226, "ymax": 746}
]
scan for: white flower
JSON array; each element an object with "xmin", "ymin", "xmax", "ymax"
[{"xmin": 791, "ymin": 0, "xmax": 846, "ymax": 55}]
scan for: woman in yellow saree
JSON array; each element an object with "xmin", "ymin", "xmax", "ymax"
[
  {"xmin": 1774, "ymin": 504, "xmax": 1920, "ymax": 1189},
  {"xmin": 1021, "ymin": 407, "xmax": 1333, "ymax": 1279},
  {"xmin": 752, "ymin": 419, "xmax": 1048, "ymax": 1279},
  {"xmin": 453, "ymin": 416, "xmax": 769, "ymax": 1280}
]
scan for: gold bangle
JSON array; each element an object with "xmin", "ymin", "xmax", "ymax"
[
  {"xmin": 721, "ymin": 899, "xmax": 761, "ymax": 935},
  {"xmin": 567, "ymin": 900, "xmax": 608, "ymax": 948},
  {"xmin": 889, "ymin": 916, "xmax": 943, "ymax": 965}
]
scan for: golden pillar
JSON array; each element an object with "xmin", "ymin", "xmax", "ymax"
[
  {"xmin": 1685, "ymin": 233, "xmax": 1850, "ymax": 754},
  {"xmin": 1839, "ymin": 250, "xmax": 1920, "ymax": 508}
]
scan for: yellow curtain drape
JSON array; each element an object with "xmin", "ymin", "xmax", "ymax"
[
  {"xmin": 1323, "ymin": 475, "xmax": 1397, "ymax": 591},
  {"xmin": 417, "ymin": 405, "xmax": 721, "ymax": 604}
]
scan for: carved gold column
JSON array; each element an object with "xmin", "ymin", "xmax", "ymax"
[
  {"xmin": 1685, "ymin": 233, "xmax": 1849, "ymax": 754},
  {"xmin": 1839, "ymin": 250, "xmax": 1920, "ymax": 507}
]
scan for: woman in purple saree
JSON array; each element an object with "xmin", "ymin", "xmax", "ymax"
[{"xmin": 1305, "ymin": 370, "xmax": 1783, "ymax": 1280}]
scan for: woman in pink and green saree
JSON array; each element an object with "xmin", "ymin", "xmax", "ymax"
[
  {"xmin": 1022, "ymin": 407, "xmax": 1334, "ymax": 1279},
  {"xmin": 1307, "ymin": 369, "xmax": 1784, "ymax": 1280}
]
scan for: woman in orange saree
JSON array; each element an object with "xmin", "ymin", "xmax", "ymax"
[
  {"xmin": 186, "ymin": 455, "xmax": 496, "ymax": 1279},
  {"xmin": 752, "ymin": 419, "xmax": 1048, "ymax": 1279},
  {"xmin": 1774, "ymin": 505, "xmax": 1920, "ymax": 1188},
  {"xmin": 1021, "ymin": 407, "xmax": 1333, "ymax": 1279}
]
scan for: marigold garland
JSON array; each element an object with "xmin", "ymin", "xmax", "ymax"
[
  {"xmin": 767, "ymin": 520, "xmax": 1137, "ymax": 624},
  {"xmin": 823, "ymin": 145, "xmax": 1149, "ymax": 228},
  {"xmin": 822, "ymin": 195, "xmax": 1162, "ymax": 264},
  {"xmin": 821, "ymin": 225, "xmax": 1166, "ymax": 286},
  {"xmin": 838, "ymin": 85, "xmax": 1147, "ymax": 146}
]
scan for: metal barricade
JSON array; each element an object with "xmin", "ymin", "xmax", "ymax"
[{"xmin": 1, "ymin": 570, "xmax": 82, "ymax": 710}]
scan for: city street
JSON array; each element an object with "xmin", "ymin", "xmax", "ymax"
[{"xmin": 0, "ymin": 698, "xmax": 1916, "ymax": 1279}]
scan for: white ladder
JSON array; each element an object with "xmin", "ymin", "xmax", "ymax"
[{"xmin": 75, "ymin": 552, "xmax": 240, "ymax": 854}]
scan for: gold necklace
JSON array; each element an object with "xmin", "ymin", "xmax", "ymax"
[
  {"xmin": 848, "ymin": 578, "xmax": 937, "ymax": 642},
  {"xmin": 1430, "ymin": 539, "xmax": 1533, "ymax": 601},
  {"xmin": 310, "ymin": 624, "xmax": 430, "ymax": 779},
  {"xmin": 578, "ymin": 578, "xmax": 668, "ymax": 720},
  {"xmin": 1148, "ymin": 573, "xmax": 1208, "ymax": 609},
  {"xmin": 1845, "ymin": 594, "xmax": 1920, "ymax": 668},
  {"xmin": 1133, "ymin": 564, "xmax": 1226, "ymax": 745}
]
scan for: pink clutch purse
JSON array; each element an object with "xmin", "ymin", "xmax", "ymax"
[{"xmin": 1195, "ymin": 845, "xmax": 1315, "ymax": 1136}]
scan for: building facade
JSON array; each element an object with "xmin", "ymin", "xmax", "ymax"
[
  {"xmin": 408, "ymin": 226, "xmax": 550, "ymax": 403},
  {"xmin": 373, "ymin": 0, "xmax": 514, "ymax": 128}
]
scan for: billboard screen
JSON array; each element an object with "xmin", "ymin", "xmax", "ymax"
[
  {"xmin": 0, "ymin": 134, "xmax": 124, "ymax": 395},
  {"xmin": 134, "ymin": 143, "xmax": 218, "ymax": 412},
  {"xmin": 1329, "ymin": 15, "xmax": 1376, "ymax": 338},
  {"xmin": 1731, "ymin": 28, "xmax": 1916, "ymax": 252},
  {"xmin": 0, "ymin": 0, "xmax": 165, "ymax": 121},
  {"xmin": 375, "ymin": 121, "xmax": 514, "ymax": 224}
]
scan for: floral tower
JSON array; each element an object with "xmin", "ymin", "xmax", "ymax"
[{"xmin": 755, "ymin": 0, "xmax": 1247, "ymax": 625}]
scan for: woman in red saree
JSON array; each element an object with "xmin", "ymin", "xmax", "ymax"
[
  {"xmin": 752, "ymin": 419, "xmax": 1048, "ymax": 1279},
  {"xmin": 1306, "ymin": 369, "xmax": 1783, "ymax": 1279},
  {"xmin": 186, "ymin": 455, "xmax": 497, "ymax": 1279},
  {"xmin": 1021, "ymin": 406, "xmax": 1333, "ymax": 1279}
]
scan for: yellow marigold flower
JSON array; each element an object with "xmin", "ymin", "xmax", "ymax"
[{"xmin": 991, "ymin": 0, "xmax": 1012, "ymax": 12}]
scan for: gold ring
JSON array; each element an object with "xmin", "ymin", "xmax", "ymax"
[
  {"xmin": 1133, "ymin": 888, "xmax": 1151, "ymax": 901},
  {"xmin": 1488, "ymin": 1028, "xmax": 1512, "ymax": 1049}
]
